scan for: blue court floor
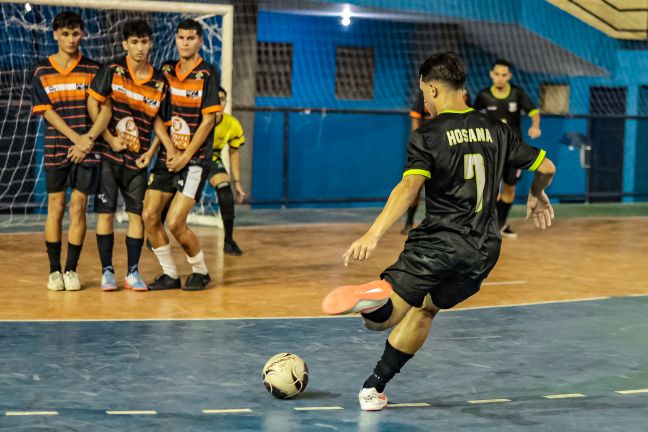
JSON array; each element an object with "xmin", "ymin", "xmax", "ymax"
[{"xmin": 1, "ymin": 296, "xmax": 647, "ymax": 431}]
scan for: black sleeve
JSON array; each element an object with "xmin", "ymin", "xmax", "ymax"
[
  {"xmin": 159, "ymin": 77, "xmax": 171, "ymax": 123},
  {"xmin": 504, "ymin": 124, "xmax": 545, "ymax": 171},
  {"xmin": 31, "ymin": 71, "xmax": 52, "ymax": 113},
  {"xmin": 88, "ymin": 64, "xmax": 113, "ymax": 102},
  {"xmin": 201, "ymin": 68, "xmax": 222, "ymax": 114},
  {"xmin": 518, "ymin": 88, "xmax": 538, "ymax": 115},
  {"xmin": 472, "ymin": 91, "xmax": 486, "ymax": 111},
  {"xmin": 403, "ymin": 131, "xmax": 432, "ymax": 177}
]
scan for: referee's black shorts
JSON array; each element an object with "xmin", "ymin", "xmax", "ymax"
[{"xmin": 381, "ymin": 230, "xmax": 501, "ymax": 309}]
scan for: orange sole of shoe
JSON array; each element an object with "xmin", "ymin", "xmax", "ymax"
[{"xmin": 321, "ymin": 280, "xmax": 392, "ymax": 315}]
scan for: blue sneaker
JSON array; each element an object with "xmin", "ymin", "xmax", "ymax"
[
  {"xmin": 125, "ymin": 270, "xmax": 148, "ymax": 292},
  {"xmin": 101, "ymin": 270, "xmax": 117, "ymax": 292}
]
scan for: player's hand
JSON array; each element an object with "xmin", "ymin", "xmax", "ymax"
[
  {"xmin": 167, "ymin": 153, "xmax": 189, "ymax": 172},
  {"xmin": 343, "ymin": 232, "xmax": 379, "ymax": 266},
  {"xmin": 526, "ymin": 191, "xmax": 554, "ymax": 229},
  {"xmin": 136, "ymin": 151, "xmax": 153, "ymax": 169},
  {"xmin": 108, "ymin": 134, "xmax": 127, "ymax": 152},
  {"xmin": 76, "ymin": 134, "xmax": 94, "ymax": 153},
  {"xmin": 67, "ymin": 145, "xmax": 87, "ymax": 164},
  {"xmin": 528, "ymin": 127, "xmax": 542, "ymax": 140},
  {"xmin": 234, "ymin": 181, "xmax": 247, "ymax": 203}
]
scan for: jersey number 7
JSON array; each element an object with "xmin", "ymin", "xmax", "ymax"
[{"xmin": 464, "ymin": 154, "xmax": 485, "ymax": 213}]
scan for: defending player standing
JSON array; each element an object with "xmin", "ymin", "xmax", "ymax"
[
  {"xmin": 32, "ymin": 11, "xmax": 111, "ymax": 291},
  {"xmin": 472, "ymin": 59, "xmax": 542, "ymax": 237},
  {"xmin": 87, "ymin": 20, "xmax": 171, "ymax": 291},
  {"xmin": 143, "ymin": 19, "xmax": 221, "ymax": 291},
  {"xmin": 322, "ymin": 53, "xmax": 555, "ymax": 411},
  {"xmin": 209, "ymin": 87, "xmax": 247, "ymax": 256}
]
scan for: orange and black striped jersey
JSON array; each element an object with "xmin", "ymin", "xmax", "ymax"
[
  {"xmin": 158, "ymin": 57, "xmax": 221, "ymax": 166},
  {"xmin": 31, "ymin": 54, "xmax": 102, "ymax": 169},
  {"xmin": 89, "ymin": 56, "xmax": 167, "ymax": 171}
]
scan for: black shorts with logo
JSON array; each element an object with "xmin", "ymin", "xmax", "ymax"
[
  {"xmin": 208, "ymin": 157, "xmax": 228, "ymax": 179},
  {"xmin": 45, "ymin": 164, "xmax": 99, "ymax": 194},
  {"xmin": 148, "ymin": 163, "xmax": 209, "ymax": 201},
  {"xmin": 95, "ymin": 159, "xmax": 147, "ymax": 215},
  {"xmin": 381, "ymin": 230, "xmax": 501, "ymax": 309}
]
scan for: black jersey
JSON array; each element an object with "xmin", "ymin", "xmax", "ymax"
[
  {"xmin": 404, "ymin": 108, "xmax": 545, "ymax": 248},
  {"xmin": 472, "ymin": 84, "xmax": 539, "ymax": 134}
]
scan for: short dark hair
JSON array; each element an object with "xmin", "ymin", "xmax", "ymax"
[
  {"xmin": 492, "ymin": 59, "xmax": 512, "ymax": 70},
  {"xmin": 218, "ymin": 87, "xmax": 227, "ymax": 96},
  {"xmin": 177, "ymin": 19, "xmax": 203, "ymax": 38},
  {"xmin": 122, "ymin": 19, "xmax": 153, "ymax": 41},
  {"xmin": 53, "ymin": 11, "xmax": 84, "ymax": 31},
  {"xmin": 419, "ymin": 52, "xmax": 466, "ymax": 90}
]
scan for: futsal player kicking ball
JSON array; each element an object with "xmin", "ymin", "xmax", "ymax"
[
  {"xmin": 88, "ymin": 20, "xmax": 171, "ymax": 291},
  {"xmin": 32, "ymin": 11, "xmax": 112, "ymax": 291},
  {"xmin": 143, "ymin": 19, "xmax": 221, "ymax": 291},
  {"xmin": 322, "ymin": 52, "xmax": 556, "ymax": 411}
]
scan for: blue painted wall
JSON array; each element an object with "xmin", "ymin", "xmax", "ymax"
[{"xmin": 252, "ymin": 2, "xmax": 648, "ymax": 205}]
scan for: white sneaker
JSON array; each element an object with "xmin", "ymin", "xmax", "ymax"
[
  {"xmin": 47, "ymin": 271, "xmax": 65, "ymax": 291},
  {"xmin": 358, "ymin": 387, "xmax": 388, "ymax": 411},
  {"xmin": 63, "ymin": 271, "xmax": 81, "ymax": 291}
]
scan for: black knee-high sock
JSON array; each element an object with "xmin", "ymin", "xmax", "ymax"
[
  {"xmin": 405, "ymin": 203, "xmax": 418, "ymax": 226},
  {"xmin": 96, "ymin": 233, "xmax": 114, "ymax": 272},
  {"xmin": 216, "ymin": 183, "xmax": 236, "ymax": 243},
  {"xmin": 496, "ymin": 200, "xmax": 512, "ymax": 229},
  {"xmin": 64, "ymin": 243, "xmax": 83, "ymax": 273},
  {"xmin": 223, "ymin": 219, "xmax": 234, "ymax": 243},
  {"xmin": 363, "ymin": 340, "xmax": 414, "ymax": 392},
  {"xmin": 125, "ymin": 236, "xmax": 144, "ymax": 274},
  {"xmin": 46, "ymin": 241, "xmax": 62, "ymax": 273}
]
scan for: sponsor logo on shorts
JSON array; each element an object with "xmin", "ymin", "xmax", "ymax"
[
  {"xmin": 148, "ymin": 173, "xmax": 155, "ymax": 185},
  {"xmin": 97, "ymin": 193, "xmax": 108, "ymax": 204}
]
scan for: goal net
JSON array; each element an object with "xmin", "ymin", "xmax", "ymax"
[{"xmin": 0, "ymin": 0, "xmax": 232, "ymax": 228}]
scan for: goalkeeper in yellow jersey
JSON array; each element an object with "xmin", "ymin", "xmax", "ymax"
[{"xmin": 209, "ymin": 87, "xmax": 247, "ymax": 255}]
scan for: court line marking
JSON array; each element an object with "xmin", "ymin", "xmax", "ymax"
[
  {"xmin": 202, "ymin": 408, "xmax": 253, "ymax": 414},
  {"xmin": 294, "ymin": 406, "xmax": 344, "ymax": 411},
  {"xmin": 615, "ymin": 389, "xmax": 648, "ymax": 395},
  {"xmin": 106, "ymin": 410, "xmax": 157, "ymax": 415},
  {"xmin": 543, "ymin": 393, "xmax": 586, "ymax": 399},
  {"xmin": 1, "ymin": 294, "xmax": 645, "ymax": 323},
  {"xmin": 5, "ymin": 411, "xmax": 58, "ymax": 416},
  {"xmin": 482, "ymin": 281, "xmax": 527, "ymax": 286},
  {"xmin": 387, "ymin": 402, "xmax": 431, "ymax": 408},
  {"xmin": 467, "ymin": 399, "xmax": 511, "ymax": 404}
]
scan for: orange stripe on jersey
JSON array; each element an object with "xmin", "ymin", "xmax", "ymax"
[
  {"xmin": 113, "ymin": 74, "xmax": 164, "ymax": 101},
  {"xmin": 40, "ymin": 72, "xmax": 94, "ymax": 88},
  {"xmin": 111, "ymin": 91, "xmax": 160, "ymax": 118},
  {"xmin": 47, "ymin": 90, "xmax": 87, "ymax": 104},
  {"xmin": 202, "ymin": 105, "xmax": 222, "ymax": 114},
  {"xmin": 32, "ymin": 104, "xmax": 53, "ymax": 113},
  {"xmin": 171, "ymin": 96, "xmax": 202, "ymax": 109},
  {"xmin": 88, "ymin": 88, "xmax": 107, "ymax": 103}
]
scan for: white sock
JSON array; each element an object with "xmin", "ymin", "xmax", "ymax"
[
  {"xmin": 187, "ymin": 250, "xmax": 208, "ymax": 275},
  {"xmin": 152, "ymin": 244, "xmax": 178, "ymax": 279}
]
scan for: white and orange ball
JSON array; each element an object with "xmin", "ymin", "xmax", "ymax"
[{"xmin": 262, "ymin": 353, "xmax": 309, "ymax": 399}]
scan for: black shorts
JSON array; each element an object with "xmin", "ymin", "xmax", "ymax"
[
  {"xmin": 45, "ymin": 164, "xmax": 99, "ymax": 194},
  {"xmin": 381, "ymin": 231, "xmax": 501, "ymax": 309},
  {"xmin": 148, "ymin": 164, "xmax": 209, "ymax": 201},
  {"xmin": 502, "ymin": 165, "xmax": 522, "ymax": 186},
  {"xmin": 208, "ymin": 157, "xmax": 228, "ymax": 179},
  {"xmin": 95, "ymin": 159, "xmax": 147, "ymax": 215}
]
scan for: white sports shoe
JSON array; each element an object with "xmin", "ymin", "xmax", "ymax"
[
  {"xmin": 358, "ymin": 387, "xmax": 388, "ymax": 411},
  {"xmin": 47, "ymin": 271, "xmax": 65, "ymax": 291},
  {"xmin": 63, "ymin": 270, "xmax": 81, "ymax": 291}
]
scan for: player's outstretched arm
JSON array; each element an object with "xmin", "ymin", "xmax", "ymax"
[
  {"xmin": 526, "ymin": 157, "xmax": 555, "ymax": 229},
  {"xmin": 343, "ymin": 174, "xmax": 425, "ymax": 266}
]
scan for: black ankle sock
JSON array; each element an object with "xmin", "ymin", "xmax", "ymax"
[
  {"xmin": 496, "ymin": 200, "xmax": 512, "ymax": 229},
  {"xmin": 361, "ymin": 298, "xmax": 393, "ymax": 324},
  {"xmin": 126, "ymin": 236, "xmax": 144, "ymax": 274},
  {"xmin": 46, "ymin": 241, "xmax": 62, "ymax": 273},
  {"xmin": 96, "ymin": 233, "xmax": 114, "ymax": 270},
  {"xmin": 406, "ymin": 204, "xmax": 418, "ymax": 226},
  {"xmin": 363, "ymin": 340, "xmax": 414, "ymax": 392},
  {"xmin": 223, "ymin": 219, "xmax": 234, "ymax": 243},
  {"xmin": 64, "ymin": 243, "xmax": 83, "ymax": 273}
]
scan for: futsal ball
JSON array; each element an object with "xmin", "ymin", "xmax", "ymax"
[{"xmin": 262, "ymin": 352, "xmax": 309, "ymax": 399}]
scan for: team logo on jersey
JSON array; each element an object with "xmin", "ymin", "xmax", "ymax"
[
  {"xmin": 170, "ymin": 115, "xmax": 191, "ymax": 150},
  {"xmin": 76, "ymin": 83, "xmax": 89, "ymax": 91},
  {"xmin": 155, "ymin": 80, "xmax": 164, "ymax": 89},
  {"xmin": 116, "ymin": 116, "xmax": 141, "ymax": 153},
  {"xmin": 195, "ymin": 71, "xmax": 204, "ymax": 79},
  {"xmin": 115, "ymin": 66, "xmax": 125, "ymax": 75},
  {"xmin": 162, "ymin": 64, "xmax": 173, "ymax": 73},
  {"xmin": 186, "ymin": 90, "xmax": 200, "ymax": 99},
  {"xmin": 142, "ymin": 96, "xmax": 159, "ymax": 108},
  {"xmin": 508, "ymin": 102, "xmax": 518, "ymax": 112}
]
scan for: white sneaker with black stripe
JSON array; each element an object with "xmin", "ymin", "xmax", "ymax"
[{"xmin": 358, "ymin": 387, "xmax": 388, "ymax": 411}]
